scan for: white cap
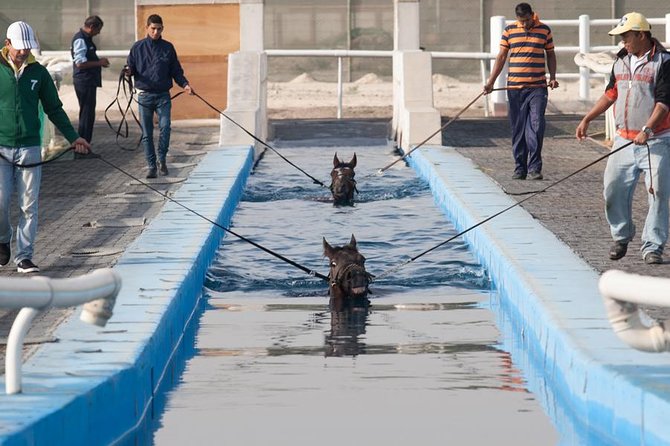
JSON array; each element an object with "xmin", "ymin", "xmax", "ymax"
[{"xmin": 6, "ymin": 21, "xmax": 40, "ymax": 50}]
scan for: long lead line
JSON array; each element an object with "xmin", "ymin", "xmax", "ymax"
[
  {"xmin": 97, "ymin": 155, "xmax": 329, "ymax": 282},
  {"xmin": 371, "ymin": 140, "xmax": 635, "ymax": 282}
]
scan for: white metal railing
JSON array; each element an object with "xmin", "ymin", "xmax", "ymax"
[
  {"xmin": 37, "ymin": 13, "xmax": 668, "ymax": 117},
  {"xmin": 0, "ymin": 268, "xmax": 121, "ymax": 394},
  {"xmin": 599, "ymin": 270, "xmax": 670, "ymax": 353},
  {"xmin": 265, "ymin": 14, "xmax": 668, "ymax": 116}
]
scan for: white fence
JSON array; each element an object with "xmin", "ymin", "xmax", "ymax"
[
  {"xmin": 38, "ymin": 14, "xmax": 669, "ymax": 118},
  {"xmin": 267, "ymin": 14, "xmax": 669, "ymax": 117}
]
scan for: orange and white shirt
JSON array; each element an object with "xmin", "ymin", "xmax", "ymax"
[{"xmin": 500, "ymin": 14, "xmax": 554, "ymax": 87}]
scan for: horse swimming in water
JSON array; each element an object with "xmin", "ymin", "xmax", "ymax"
[
  {"xmin": 329, "ymin": 153, "xmax": 358, "ymax": 206},
  {"xmin": 323, "ymin": 234, "xmax": 372, "ymax": 310}
]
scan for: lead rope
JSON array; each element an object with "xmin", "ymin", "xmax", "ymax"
[
  {"xmin": 646, "ymin": 142, "xmax": 655, "ymax": 198},
  {"xmin": 190, "ymin": 92, "xmax": 329, "ymax": 189},
  {"xmin": 371, "ymin": 140, "xmax": 635, "ymax": 282},
  {"xmin": 97, "ymin": 155, "xmax": 329, "ymax": 282},
  {"xmin": 0, "ymin": 147, "xmax": 74, "ymax": 168},
  {"xmin": 369, "ymin": 85, "xmax": 545, "ymax": 177}
]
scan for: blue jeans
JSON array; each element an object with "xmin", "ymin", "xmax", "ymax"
[
  {"xmin": 507, "ymin": 87, "xmax": 548, "ymax": 175},
  {"xmin": 138, "ymin": 91, "xmax": 172, "ymax": 169},
  {"xmin": 604, "ymin": 136, "xmax": 670, "ymax": 255},
  {"xmin": 0, "ymin": 146, "xmax": 42, "ymax": 263}
]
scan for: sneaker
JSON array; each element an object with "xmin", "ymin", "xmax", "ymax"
[
  {"xmin": 0, "ymin": 243, "xmax": 10, "ymax": 266},
  {"xmin": 608, "ymin": 242, "xmax": 628, "ymax": 260},
  {"xmin": 158, "ymin": 161, "xmax": 169, "ymax": 176},
  {"xmin": 512, "ymin": 172, "xmax": 526, "ymax": 180},
  {"xmin": 146, "ymin": 168, "xmax": 157, "ymax": 179},
  {"xmin": 528, "ymin": 172, "xmax": 543, "ymax": 180},
  {"xmin": 643, "ymin": 251, "xmax": 663, "ymax": 264},
  {"xmin": 17, "ymin": 259, "xmax": 39, "ymax": 273}
]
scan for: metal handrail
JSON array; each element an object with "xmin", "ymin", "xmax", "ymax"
[
  {"xmin": 599, "ymin": 270, "xmax": 670, "ymax": 353},
  {"xmin": 0, "ymin": 268, "xmax": 121, "ymax": 394}
]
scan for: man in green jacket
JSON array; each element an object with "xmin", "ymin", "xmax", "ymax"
[{"xmin": 0, "ymin": 21, "xmax": 90, "ymax": 273}]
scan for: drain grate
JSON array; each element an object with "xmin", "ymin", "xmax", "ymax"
[
  {"xmin": 165, "ymin": 162, "xmax": 197, "ymax": 169},
  {"xmin": 69, "ymin": 247, "xmax": 125, "ymax": 257},
  {"xmin": 168, "ymin": 150, "xmax": 206, "ymax": 157},
  {"xmin": 127, "ymin": 177, "xmax": 186, "ymax": 186},
  {"xmin": 83, "ymin": 217, "xmax": 146, "ymax": 228},
  {"xmin": 0, "ymin": 336, "xmax": 57, "ymax": 345},
  {"xmin": 105, "ymin": 192, "xmax": 164, "ymax": 203}
]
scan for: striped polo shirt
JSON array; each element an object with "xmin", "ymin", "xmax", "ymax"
[{"xmin": 500, "ymin": 16, "xmax": 554, "ymax": 87}]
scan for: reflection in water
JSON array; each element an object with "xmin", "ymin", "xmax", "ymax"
[{"xmin": 325, "ymin": 307, "xmax": 369, "ymax": 357}]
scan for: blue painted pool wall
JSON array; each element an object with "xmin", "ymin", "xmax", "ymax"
[
  {"xmin": 408, "ymin": 147, "xmax": 670, "ymax": 445},
  {"xmin": 0, "ymin": 147, "xmax": 253, "ymax": 446}
]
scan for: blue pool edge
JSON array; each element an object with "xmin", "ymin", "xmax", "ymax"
[
  {"xmin": 409, "ymin": 146, "xmax": 670, "ymax": 445},
  {"xmin": 2, "ymin": 142, "xmax": 670, "ymax": 445},
  {"xmin": 0, "ymin": 146, "xmax": 253, "ymax": 446}
]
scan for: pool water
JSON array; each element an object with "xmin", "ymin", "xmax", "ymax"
[{"xmin": 151, "ymin": 143, "xmax": 559, "ymax": 445}]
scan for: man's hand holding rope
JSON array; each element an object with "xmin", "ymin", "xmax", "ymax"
[{"xmin": 72, "ymin": 137, "xmax": 91, "ymax": 154}]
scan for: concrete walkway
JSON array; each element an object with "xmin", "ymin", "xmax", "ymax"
[{"xmin": 445, "ymin": 115, "xmax": 670, "ymax": 277}]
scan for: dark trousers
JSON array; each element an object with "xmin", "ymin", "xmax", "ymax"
[
  {"xmin": 507, "ymin": 87, "xmax": 548, "ymax": 175},
  {"xmin": 74, "ymin": 83, "xmax": 97, "ymax": 143}
]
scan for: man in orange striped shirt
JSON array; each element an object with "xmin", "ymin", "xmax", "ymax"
[{"xmin": 484, "ymin": 3, "xmax": 559, "ymax": 180}]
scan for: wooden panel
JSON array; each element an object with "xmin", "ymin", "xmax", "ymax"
[{"xmin": 137, "ymin": 4, "xmax": 240, "ymax": 119}]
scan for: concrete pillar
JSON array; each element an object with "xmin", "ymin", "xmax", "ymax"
[
  {"xmin": 394, "ymin": 51, "xmax": 441, "ymax": 151},
  {"xmin": 240, "ymin": 0, "xmax": 264, "ymax": 52},
  {"xmin": 394, "ymin": 0, "xmax": 420, "ymax": 51},
  {"xmin": 219, "ymin": 51, "xmax": 268, "ymax": 160},
  {"xmin": 220, "ymin": 1, "xmax": 267, "ymax": 160},
  {"xmin": 392, "ymin": 0, "xmax": 439, "ymax": 151},
  {"xmin": 393, "ymin": 0, "xmax": 421, "ymax": 138},
  {"xmin": 489, "ymin": 15, "xmax": 508, "ymax": 116}
]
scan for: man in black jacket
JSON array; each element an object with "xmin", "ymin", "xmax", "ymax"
[
  {"xmin": 71, "ymin": 16, "xmax": 109, "ymax": 147},
  {"xmin": 125, "ymin": 14, "xmax": 194, "ymax": 179}
]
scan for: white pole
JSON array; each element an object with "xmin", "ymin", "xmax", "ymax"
[
  {"xmin": 489, "ymin": 16, "xmax": 507, "ymax": 116},
  {"xmin": 579, "ymin": 14, "xmax": 591, "ymax": 101},
  {"xmin": 6, "ymin": 308, "xmax": 42, "ymax": 394},
  {"xmin": 337, "ymin": 56, "xmax": 343, "ymax": 119}
]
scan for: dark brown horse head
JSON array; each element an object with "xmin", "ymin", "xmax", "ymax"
[
  {"xmin": 330, "ymin": 153, "xmax": 358, "ymax": 206},
  {"xmin": 323, "ymin": 234, "xmax": 371, "ymax": 310}
]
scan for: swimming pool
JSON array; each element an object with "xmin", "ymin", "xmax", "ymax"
[{"xmin": 151, "ymin": 143, "xmax": 560, "ymax": 445}]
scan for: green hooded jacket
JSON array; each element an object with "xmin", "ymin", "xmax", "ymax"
[{"xmin": 0, "ymin": 47, "xmax": 78, "ymax": 148}]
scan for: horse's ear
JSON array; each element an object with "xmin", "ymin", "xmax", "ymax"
[
  {"xmin": 323, "ymin": 237, "xmax": 334, "ymax": 257},
  {"xmin": 348, "ymin": 234, "xmax": 357, "ymax": 249},
  {"xmin": 349, "ymin": 153, "xmax": 357, "ymax": 168},
  {"xmin": 333, "ymin": 153, "xmax": 340, "ymax": 168}
]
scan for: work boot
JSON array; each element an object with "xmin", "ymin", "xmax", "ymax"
[
  {"xmin": 643, "ymin": 251, "xmax": 663, "ymax": 264},
  {"xmin": 0, "ymin": 243, "xmax": 10, "ymax": 266},
  {"xmin": 146, "ymin": 167, "xmax": 157, "ymax": 179},
  {"xmin": 528, "ymin": 172, "xmax": 543, "ymax": 180},
  {"xmin": 512, "ymin": 172, "xmax": 526, "ymax": 180},
  {"xmin": 608, "ymin": 242, "xmax": 628, "ymax": 260}
]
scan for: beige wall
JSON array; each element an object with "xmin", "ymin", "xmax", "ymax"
[{"xmin": 137, "ymin": 4, "xmax": 240, "ymax": 119}]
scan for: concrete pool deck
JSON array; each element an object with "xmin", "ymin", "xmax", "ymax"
[{"xmin": 1, "ymin": 117, "xmax": 669, "ymax": 444}]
